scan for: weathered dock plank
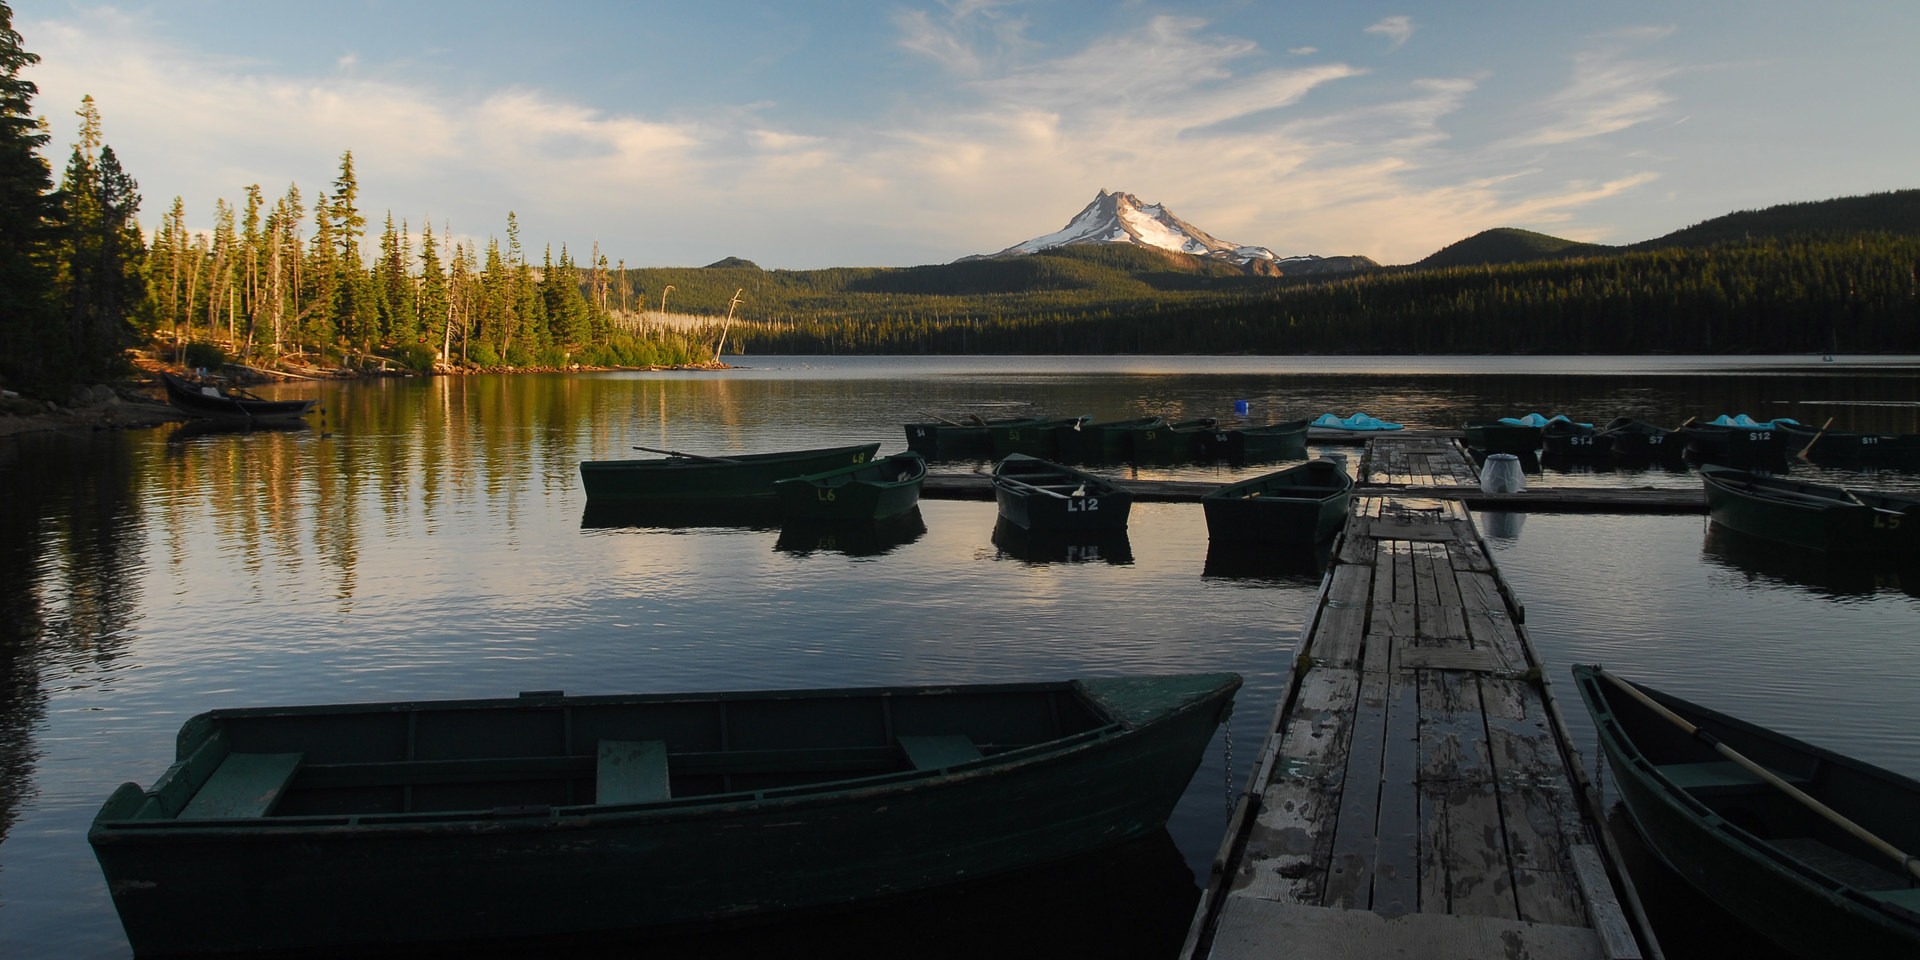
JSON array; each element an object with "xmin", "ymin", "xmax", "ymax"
[{"xmin": 1185, "ymin": 435, "xmax": 1653, "ymax": 960}]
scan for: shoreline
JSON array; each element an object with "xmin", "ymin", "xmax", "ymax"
[{"xmin": 0, "ymin": 359, "xmax": 736, "ymax": 440}]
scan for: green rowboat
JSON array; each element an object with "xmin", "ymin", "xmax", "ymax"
[
  {"xmin": 1699, "ymin": 465, "xmax": 1920, "ymax": 554},
  {"xmin": 1130, "ymin": 418, "xmax": 1219, "ymax": 463},
  {"xmin": 1055, "ymin": 416, "xmax": 1164, "ymax": 464},
  {"xmin": 1195, "ymin": 419, "xmax": 1310, "ymax": 463},
  {"xmin": 904, "ymin": 415, "xmax": 1048, "ymax": 461},
  {"xmin": 991, "ymin": 454, "xmax": 1133, "ymax": 533},
  {"xmin": 579, "ymin": 443, "xmax": 879, "ymax": 503},
  {"xmin": 1572, "ymin": 665, "xmax": 1920, "ymax": 959},
  {"xmin": 1201, "ymin": 459, "xmax": 1353, "ymax": 545},
  {"xmin": 90, "ymin": 674, "xmax": 1241, "ymax": 957},
  {"xmin": 773, "ymin": 451, "xmax": 926, "ymax": 521},
  {"xmin": 989, "ymin": 416, "xmax": 1086, "ymax": 459},
  {"xmin": 1463, "ymin": 419, "xmax": 1544, "ymax": 454}
]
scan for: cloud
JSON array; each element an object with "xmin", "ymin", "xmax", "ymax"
[
  {"xmin": 17, "ymin": 7, "xmax": 1671, "ymax": 268},
  {"xmin": 1365, "ymin": 16, "xmax": 1413, "ymax": 51},
  {"xmin": 1506, "ymin": 27, "xmax": 1679, "ymax": 147}
]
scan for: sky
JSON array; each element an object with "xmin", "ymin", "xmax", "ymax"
[{"xmin": 13, "ymin": 1, "xmax": 1920, "ymax": 270}]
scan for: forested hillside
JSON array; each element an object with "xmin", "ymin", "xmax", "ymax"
[{"xmin": 713, "ymin": 234, "xmax": 1920, "ymax": 356}]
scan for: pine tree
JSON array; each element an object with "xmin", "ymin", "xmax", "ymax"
[
  {"xmin": 303, "ymin": 191, "xmax": 338, "ymax": 348},
  {"xmin": 417, "ymin": 219, "xmax": 448, "ymax": 360},
  {"xmin": 0, "ymin": 2, "xmax": 59, "ymax": 390}
]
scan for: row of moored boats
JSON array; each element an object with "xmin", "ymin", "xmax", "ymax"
[
  {"xmin": 575, "ymin": 438, "xmax": 1357, "ymax": 547},
  {"xmin": 1468, "ymin": 412, "xmax": 1920, "ymax": 468}
]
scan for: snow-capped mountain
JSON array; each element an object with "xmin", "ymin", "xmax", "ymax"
[{"xmin": 970, "ymin": 189, "xmax": 1374, "ymax": 276}]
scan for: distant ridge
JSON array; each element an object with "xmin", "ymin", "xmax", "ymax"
[
  {"xmin": 1415, "ymin": 188, "xmax": 1920, "ymax": 268},
  {"xmin": 970, "ymin": 189, "xmax": 1376, "ymax": 278}
]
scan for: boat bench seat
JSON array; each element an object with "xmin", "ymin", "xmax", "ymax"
[
  {"xmin": 1867, "ymin": 888, "xmax": 1920, "ymax": 913},
  {"xmin": 1655, "ymin": 760, "xmax": 1809, "ymax": 796},
  {"xmin": 180, "ymin": 752, "xmax": 304, "ymax": 819},
  {"xmin": 597, "ymin": 740, "xmax": 671, "ymax": 804},
  {"xmin": 899, "ymin": 735, "xmax": 984, "ymax": 771}
]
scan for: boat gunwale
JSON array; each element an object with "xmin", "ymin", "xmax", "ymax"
[
  {"xmin": 92, "ymin": 675, "xmax": 1239, "ymax": 835},
  {"xmin": 581, "ymin": 441, "xmax": 881, "ymax": 472}
]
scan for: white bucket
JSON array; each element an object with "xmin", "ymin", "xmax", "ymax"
[{"xmin": 1479, "ymin": 453, "xmax": 1526, "ymax": 493}]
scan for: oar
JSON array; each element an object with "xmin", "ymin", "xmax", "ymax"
[
  {"xmin": 922, "ymin": 412, "xmax": 966, "ymax": 426},
  {"xmin": 1596, "ymin": 668, "xmax": 1920, "ymax": 883},
  {"xmin": 630, "ymin": 445, "xmax": 741, "ymax": 464},
  {"xmin": 1798, "ymin": 417, "xmax": 1835, "ymax": 461}
]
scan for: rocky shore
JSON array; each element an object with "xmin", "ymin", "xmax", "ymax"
[{"xmin": 0, "ymin": 381, "xmax": 185, "ymax": 438}]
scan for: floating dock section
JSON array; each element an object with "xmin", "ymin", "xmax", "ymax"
[{"xmin": 1183, "ymin": 436, "xmax": 1656, "ymax": 960}]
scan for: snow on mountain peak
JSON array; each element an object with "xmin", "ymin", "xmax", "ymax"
[{"xmin": 963, "ymin": 190, "xmax": 1378, "ymax": 277}]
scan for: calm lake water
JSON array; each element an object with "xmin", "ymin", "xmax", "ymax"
[{"xmin": 4, "ymin": 354, "xmax": 1920, "ymax": 958}]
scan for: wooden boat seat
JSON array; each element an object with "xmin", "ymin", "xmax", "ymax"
[
  {"xmin": 597, "ymin": 740, "xmax": 671, "ymax": 804},
  {"xmin": 179, "ymin": 752, "xmax": 304, "ymax": 819},
  {"xmin": 1867, "ymin": 888, "xmax": 1920, "ymax": 913},
  {"xmin": 1655, "ymin": 760, "xmax": 1810, "ymax": 796},
  {"xmin": 898, "ymin": 735, "xmax": 984, "ymax": 771}
]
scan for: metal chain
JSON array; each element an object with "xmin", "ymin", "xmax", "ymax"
[{"xmin": 1222, "ymin": 714, "xmax": 1235, "ymax": 813}]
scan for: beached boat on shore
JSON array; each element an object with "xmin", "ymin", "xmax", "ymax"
[{"xmin": 159, "ymin": 372, "xmax": 317, "ymax": 422}]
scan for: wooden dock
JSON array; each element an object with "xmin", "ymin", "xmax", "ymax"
[
  {"xmin": 920, "ymin": 471, "xmax": 1705, "ymax": 513},
  {"xmin": 1181, "ymin": 436, "xmax": 1658, "ymax": 960}
]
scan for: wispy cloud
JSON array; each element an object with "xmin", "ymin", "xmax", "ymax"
[
  {"xmin": 1507, "ymin": 27, "xmax": 1679, "ymax": 147},
  {"xmin": 19, "ymin": 7, "xmax": 1674, "ymax": 267},
  {"xmin": 1365, "ymin": 16, "xmax": 1413, "ymax": 51}
]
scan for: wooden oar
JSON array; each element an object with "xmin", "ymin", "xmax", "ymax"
[
  {"xmin": 630, "ymin": 445, "xmax": 741, "ymax": 464},
  {"xmin": 922, "ymin": 412, "xmax": 966, "ymax": 426},
  {"xmin": 1797, "ymin": 417, "xmax": 1835, "ymax": 461},
  {"xmin": 1596, "ymin": 668, "xmax": 1920, "ymax": 883}
]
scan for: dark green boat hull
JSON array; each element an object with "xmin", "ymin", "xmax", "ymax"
[
  {"xmin": 773, "ymin": 451, "xmax": 926, "ymax": 521},
  {"xmin": 905, "ymin": 417, "xmax": 1047, "ymax": 461},
  {"xmin": 579, "ymin": 443, "xmax": 880, "ymax": 502},
  {"xmin": 1777, "ymin": 422, "xmax": 1920, "ymax": 469},
  {"xmin": 1195, "ymin": 420, "xmax": 1309, "ymax": 463},
  {"xmin": 1201, "ymin": 459, "xmax": 1352, "ymax": 544},
  {"xmin": 1700, "ymin": 465, "xmax": 1920, "ymax": 553},
  {"xmin": 987, "ymin": 417, "xmax": 1087, "ymax": 459},
  {"xmin": 1463, "ymin": 421, "xmax": 1543, "ymax": 454},
  {"xmin": 1573, "ymin": 666, "xmax": 1920, "ymax": 960},
  {"xmin": 1130, "ymin": 419, "xmax": 1218, "ymax": 463},
  {"xmin": 1681, "ymin": 423, "xmax": 1788, "ymax": 465},
  {"xmin": 1055, "ymin": 417, "xmax": 1163, "ymax": 464},
  {"xmin": 90, "ymin": 674, "xmax": 1240, "ymax": 957}
]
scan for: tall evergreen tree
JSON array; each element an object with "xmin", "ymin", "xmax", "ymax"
[
  {"xmin": 0, "ymin": 2, "xmax": 58, "ymax": 390},
  {"xmin": 417, "ymin": 219, "xmax": 448, "ymax": 358},
  {"xmin": 303, "ymin": 191, "xmax": 338, "ymax": 348}
]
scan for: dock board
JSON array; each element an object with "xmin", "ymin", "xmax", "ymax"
[{"xmin": 1184, "ymin": 437, "xmax": 1654, "ymax": 960}]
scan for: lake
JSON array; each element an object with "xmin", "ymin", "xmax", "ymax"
[{"xmin": 4, "ymin": 354, "xmax": 1920, "ymax": 958}]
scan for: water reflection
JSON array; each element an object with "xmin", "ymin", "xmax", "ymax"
[
  {"xmin": 1604, "ymin": 804, "xmax": 1794, "ymax": 960},
  {"xmin": 165, "ymin": 418, "xmax": 312, "ymax": 444},
  {"xmin": 1479, "ymin": 510, "xmax": 1528, "ymax": 542},
  {"xmin": 0, "ymin": 431, "xmax": 145, "ymax": 848},
  {"xmin": 990, "ymin": 519, "xmax": 1134, "ymax": 565},
  {"xmin": 581, "ymin": 499, "xmax": 785, "ymax": 531},
  {"xmin": 1202, "ymin": 539, "xmax": 1334, "ymax": 583},
  {"xmin": 351, "ymin": 829, "xmax": 1197, "ymax": 959},
  {"xmin": 1702, "ymin": 523, "xmax": 1920, "ymax": 599},
  {"xmin": 775, "ymin": 510, "xmax": 929, "ymax": 558}
]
